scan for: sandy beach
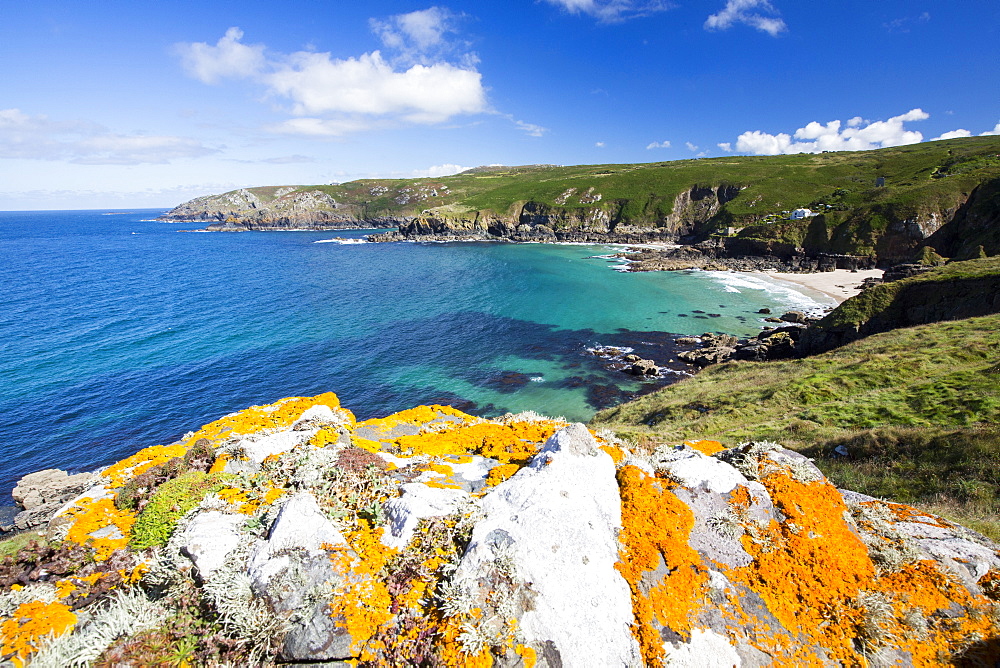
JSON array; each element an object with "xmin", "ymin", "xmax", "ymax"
[{"xmin": 764, "ymin": 269, "xmax": 884, "ymax": 304}]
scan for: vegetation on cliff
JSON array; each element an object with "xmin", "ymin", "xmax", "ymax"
[{"xmin": 161, "ymin": 136, "xmax": 1000, "ymax": 264}]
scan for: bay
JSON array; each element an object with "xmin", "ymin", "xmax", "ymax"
[{"xmin": 0, "ymin": 209, "xmax": 832, "ymax": 498}]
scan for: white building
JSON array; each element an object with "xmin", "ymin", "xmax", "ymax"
[{"xmin": 789, "ymin": 208, "xmax": 814, "ymax": 220}]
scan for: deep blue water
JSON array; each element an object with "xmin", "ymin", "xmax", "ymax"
[{"xmin": 0, "ymin": 210, "xmax": 832, "ymax": 499}]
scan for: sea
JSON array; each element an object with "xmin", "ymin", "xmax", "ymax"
[{"xmin": 0, "ymin": 209, "xmax": 835, "ymax": 501}]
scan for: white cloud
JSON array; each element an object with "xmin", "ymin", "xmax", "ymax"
[
  {"xmin": 980, "ymin": 122, "xmax": 1000, "ymax": 136},
  {"xmin": 732, "ymin": 108, "xmax": 930, "ymax": 155},
  {"xmin": 266, "ymin": 51, "xmax": 485, "ymax": 122},
  {"xmin": 543, "ymin": 0, "xmax": 670, "ymax": 23},
  {"xmin": 717, "ymin": 142, "xmax": 732, "ymax": 152},
  {"xmin": 646, "ymin": 140, "xmax": 670, "ymax": 149},
  {"xmin": 175, "ymin": 27, "xmax": 265, "ymax": 84},
  {"xmin": 932, "ymin": 129, "xmax": 972, "ymax": 141},
  {"xmin": 370, "ymin": 7, "xmax": 469, "ymax": 65},
  {"xmin": 884, "ymin": 12, "xmax": 930, "ymax": 33},
  {"xmin": 514, "ymin": 119, "xmax": 548, "ymax": 137},
  {"xmin": 0, "ymin": 108, "xmax": 216, "ymax": 164},
  {"xmin": 705, "ymin": 0, "xmax": 786, "ymax": 36},
  {"xmin": 409, "ymin": 163, "xmax": 469, "ymax": 177},
  {"xmin": 176, "ymin": 24, "xmax": 487, "ymax": 135},
  {"xmin": 685, "ymin": 141, "xmax": 699, "ymax": 151},
  {"xmin": 595, "ymin": 141, "xmax": 606, "ymax": 147}
]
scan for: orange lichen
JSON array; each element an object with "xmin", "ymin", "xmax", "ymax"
[
  {"xmin": 356, "ymin": 405, "xmax": 475, "ymax": 435},
  {"xmin": 64, "ymin": 497, "xmax": 137, "ymax": 560},
  {"xmin": 1, "ymin": 600, "xmax": 77, "ymax": 666},
  {"xmin": 599, "ymin": 443, "xmax": 626, "ymax": 464},
  {"xmin": 392, "ymin": 421, "xmax": 560, "ymax": 464},
  {"xmin": 871, "ymin": 561, "xmax": 998, "ymax": 664},
  {"xmin": 183, "ymin": 393, "xmax": 349, "ymax": 446},
  {"xmin": 309, "ymin": 425, "xmax": 343, "ymax": 448},
  {"xmin": 216, "ymin": 484, "xmax": 286, "ymax": 514},
  {"xmin": 329, "ymin": 521, "xmax": 396, "ymax": 656},
  {"xmin": 208, "ymin": 452, "xmax": 231, "ymax": 474},
  {"xmin": 616, "ymin": 464, "xmax": 708, "ymax": 667},
  {"xmin": 684, "ymin": 439, "xmax": 725, "ymax": 456},
  {"xmin": 729, "ymin": 475, "xmax": 873, "ymax": 662},
  {"xmin": 103, "ymin": 442, "xmax": 189, "ymax": 488},
  {"xmin": 484, "ymin": 463, "xmax": 521, "ymax": 488}
]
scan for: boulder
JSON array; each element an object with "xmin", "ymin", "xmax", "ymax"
[
  {"xmin": 248, "ymin": 492, "xmax": 361, "ymax": 662},
  {"xmin": 179, "ymin": 511, "xmax": 248, "ymax": 582},
  {"xmin": 10, "ymin": 469, "xmax": 99, "ymax": 532},
  {"xmin": 627, "ymin": 359, "xmax": 659, "ymax": 376},
  {"xmin": 779, "ymin": 310, "xmax": 808, "ymax": 324},
  {"xmin": 382, "ymin": 483, "xmax": 472, "ymax": 551},
  {"xmin": 449, "ymin": 424, "xmax": 642, "ymax": 666}
]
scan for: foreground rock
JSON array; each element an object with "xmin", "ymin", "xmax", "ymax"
[
  {"xmin": 1, "ymin": 394, "xmax": 997, "ymax": 666},
  {"xmin": 4, "ymin": 469, "xmax": 98, "ymax": 532}
]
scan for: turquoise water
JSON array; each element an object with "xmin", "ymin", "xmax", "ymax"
[{"xmin": 0, "ymin": 210, "xmax": 831, "ymax": 498}]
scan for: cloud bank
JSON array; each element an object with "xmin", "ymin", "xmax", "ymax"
[
  {"xmin": 731, "ymin": 109, "xmax": 931, "ymax": 155},
  {"xmin": 0, "ymin": 108, "xmax": 216, "ymax": 164}
]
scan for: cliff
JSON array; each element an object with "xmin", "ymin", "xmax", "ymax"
[
  {"xmin": 3, "ymin": 393, "xmax": 999, "ymax": 665},
  {"xmin": 161, "ymin": 137, "xmax": 1000, "ymax": 266},
  {"xmin": 798, "ymin": 256, "xmax": 1000, "ymax": 354}
]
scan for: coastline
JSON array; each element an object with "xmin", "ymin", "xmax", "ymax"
[{"xmin": 761, "ymin": 269, "xmax": 883, "ymax": 304}]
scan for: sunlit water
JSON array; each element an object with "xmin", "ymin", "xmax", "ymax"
[{"xmin": 0, "ymin": 210, "xmax": 833, "ymax": 498}]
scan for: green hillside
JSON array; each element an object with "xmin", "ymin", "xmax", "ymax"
[
  {"xmin": 164, "ymin": 136, "xmax": 1000, "ymax": 263},
  {"xmin": 591, "ymin": 310, "xmax": 1000, "ymax": 538}
]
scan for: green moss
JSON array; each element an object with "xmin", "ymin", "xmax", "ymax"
[
  {"xmin": 0, "ymin": 531, "xmax": 45, "ymax": 558},
  {"xmin": 130, "ymin": 471, "xmax": 227, "ymax": 549}
]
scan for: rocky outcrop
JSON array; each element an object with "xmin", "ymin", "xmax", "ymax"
[
  {"xmin": 159, "ymin": 187, "xmax": 408, "ymax": 231},
  {"xmin": 4, "ymin": 469, "xmax": 98, "ymax": 532},
  {"xmin": 4, "ymin": 393, "xmax": 998, "ymax": 666},
  {"xmin": 800, "ymin": 256, "xmax": 1000, "ymax": 354}
]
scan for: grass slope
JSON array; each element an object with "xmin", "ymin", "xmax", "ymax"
[
  {"xmin": 591, "ymin": 313, "xmax": 1000, "ymax": 537},
  {"xmin": 187, "ymin": 136, "xmax": 1000, "ymax": 259}
]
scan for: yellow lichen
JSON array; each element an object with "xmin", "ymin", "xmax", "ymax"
[
  {"xmin": 329, "ymin": 521, "xmax": 396, "ymax": 655},
  {"xmin": 684, "ymin": 439, "xmax": 725, "ymax": 456},
  {"xmin": 1, "ymin": 600, "xmax": 77, "ymax": 667},
  {"xmin": 64, "ymin": 497, "xmax": 137, "ymax": 561},
  {"xmin": 484, "ymin": 463, "xmax": 521, "ymax": 488},
  {"xmin": 103, "ymin": 442, "xmax": 189, "ymax": 488}
]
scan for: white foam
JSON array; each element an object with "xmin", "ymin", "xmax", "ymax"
[
  {"xmin": 530, "ymin": 376, "xmax": 545, "ymax": 383},
  {"xmin": 314, "ymin": 238, "xmax": 367, "ymax": 244},
  {"xmin": 705, "ymin": 271, "xmax": 834, "ymax": 315}
]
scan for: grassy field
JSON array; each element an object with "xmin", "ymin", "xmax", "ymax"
[{"xmin": 591, "ymin": 313, "xmax": 1000, "ymax": 538}]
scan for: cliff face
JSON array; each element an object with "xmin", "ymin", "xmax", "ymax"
[
  {"xmin": 378, "ymin": 184, "xmax": 742, "ymax": 244},
  {"xmin": 4, "ymin": 393, "xmax": 999, "ymax": 666}
]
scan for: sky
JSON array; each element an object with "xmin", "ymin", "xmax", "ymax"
[{"xmin": 1, "ymin": 0, "xmax": 998, "ymax": 210}]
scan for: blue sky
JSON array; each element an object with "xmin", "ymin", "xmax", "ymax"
[{"xmin": 1, "ymin": 0, "xmax": 998, "ymax": 209}]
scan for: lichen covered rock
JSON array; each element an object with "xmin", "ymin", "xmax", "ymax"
[{"xmin": 2, "ymin": 393, "xmax": 998, "ymax": 666}]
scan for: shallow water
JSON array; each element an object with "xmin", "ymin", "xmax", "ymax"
[{"xmin": 0, "ymin": 210, "xmax": 832, "ymax": 498}]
